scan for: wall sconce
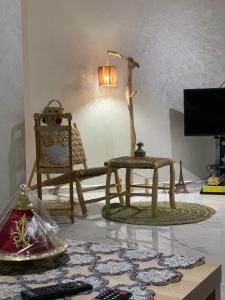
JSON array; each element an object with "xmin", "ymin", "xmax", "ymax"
[{"xmin": 98, "ymin": 50, "xmax": 140, "ymax": 155}]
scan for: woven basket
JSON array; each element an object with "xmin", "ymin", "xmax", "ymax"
[
  {"xmin": 42, "ymin": 99, "xmax": 64, "ymax": 125},
  {"xmin": 207, "ymin": 175, "xmax": 221, "ymax": 186}
]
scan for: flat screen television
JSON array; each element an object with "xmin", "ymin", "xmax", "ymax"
[{"xmin": 184, "ymin": 88, "xmax": 225, "ymax": 136}]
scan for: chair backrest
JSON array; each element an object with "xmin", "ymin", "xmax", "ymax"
[
  {"xmin": 34, "ymin": 113, "xmax": 73, "ymax": 172},
  {"xmin": 34, "ymin": 113, "xmax": 87, "ymax": 171},
  {"xmin": 71, "ymin": 123, "xmax": 87, "ymax": 168}
]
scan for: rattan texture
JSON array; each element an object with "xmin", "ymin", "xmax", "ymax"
[
  {"xmin": 40, "ymin": 123, "xmax": 86, "ymax": 167},
  {"xmin": 105, "ymin": 156, "xmax": 175, "ymax": 169}
]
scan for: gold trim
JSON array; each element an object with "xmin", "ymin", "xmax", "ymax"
[
  {"xmin": 10, "ymin": 214, "xmax": 32, "ymax": 248},
  {"xmin": 0, "ymin": 237, "xmax": 67, "ymax": 261}
]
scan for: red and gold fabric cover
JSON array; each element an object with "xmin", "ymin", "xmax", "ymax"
[{"xmin": 0, "ymin": 186, "xmax": 54, "ymax": 255}]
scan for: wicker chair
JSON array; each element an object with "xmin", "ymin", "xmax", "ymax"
[
  {"xmin": 32, "ymin": 113, "xmax": 75, "ymax": 223},
  {"xmin": 30, "ymin": 114, "xmax": 123, "ymax": 218}
]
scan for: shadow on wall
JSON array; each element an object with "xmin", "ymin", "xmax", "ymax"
[
  {"xmin": 8, "ymin": 121, "xmax": 26, "ymax": 198},
  {"xmin": 61, "ymin": 64, "xmax": 128, "ymax": 168},
  {"xmin": 169, "ymin": 109, "xmax": 213, "ymax": 179}
]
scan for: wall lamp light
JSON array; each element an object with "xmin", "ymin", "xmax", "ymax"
[{"xmin": 98, "ymin": 50, "xmax": 140, "ymax": 155}]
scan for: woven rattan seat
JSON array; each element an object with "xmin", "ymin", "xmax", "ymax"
[
  {"xmin": 44, "ymin": 167, "xmax": 108, "ymax": 186},
  {"xmin": 105, "ymin": 156, "xmax": 175, "ymax": 169}
]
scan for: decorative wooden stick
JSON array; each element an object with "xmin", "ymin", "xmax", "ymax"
[
  {"xmin": 126, "ymin": 57, "xmax": 139, "ymax": 156},
  {"xmin": 107, "ymin": 50, "xmax": 140, "ymax": 156}
]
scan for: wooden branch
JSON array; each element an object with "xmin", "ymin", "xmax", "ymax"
[{"xmin": 130, "ymin": 90, "xmax": 137, "ymax": 99}]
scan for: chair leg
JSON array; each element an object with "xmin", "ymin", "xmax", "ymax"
[
  {"xmin": 152, "ymin": 168, "xmax": 158, "ymax": 218},
  {"xmin": 114, "ymin": 169, "xmax": 124, "ymax": 205},
  {"xmin": 75, "ymin": 177, "xmax": 87, "ymax": 216},
  {"xmin": 37, "ymin": 172, "xmax": 42, "ymax": 200},
  {"xmin": 169, "ymin": 163, "xmax": 176, "ymax": 209},
  {"xmin": 69, "ymin": 177, "xmax": 75, "ymax": 223},
  {"xmin": 28, "ymin": 161, "xmax": 36, "ymax": 187},
  {"xmin": 106, "ymin": 167, "xmax": 112, "ymax": 215},
  {"xmin": 125, "ymin": 168, "xmax": 131, "ymax": 207}
]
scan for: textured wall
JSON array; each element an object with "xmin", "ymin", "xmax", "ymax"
[
  {"xmin": 0, "ymin": 0, "xmax": 25, "ymax": 211},
  {"xmin": 23, "ymin": 0, "xmax": 225, "ymax": 183}
]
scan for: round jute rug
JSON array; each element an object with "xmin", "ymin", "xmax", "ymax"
[{"xmin": 102, "ymin": 202, "xmax": 216, "ymax": 226}]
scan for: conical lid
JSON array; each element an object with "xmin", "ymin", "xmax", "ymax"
[
  {"xmin": 0, "ymin": 185, "xmax": 66, "ymax": 259},
  {"xmin": 13, "ymin": 184, "xmax": 33, "ymax": 210}
]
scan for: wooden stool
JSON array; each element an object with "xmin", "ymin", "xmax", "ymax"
[{"xmin": 105, "ymin": 156, "xmax": 176, "ymax": 218}]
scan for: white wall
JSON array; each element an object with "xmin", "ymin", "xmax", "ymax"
[
  {"xmin": 23, "ymin": 0, "xmax": 225, "ymax": 184},
  {"xmin": 0, "ymin": 0, "xmax": 25, "ymax": 212}
]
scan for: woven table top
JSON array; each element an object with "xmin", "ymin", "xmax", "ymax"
[{"xmin": 105, "ymin": 156, "xmax": 175, "ymax": 169}]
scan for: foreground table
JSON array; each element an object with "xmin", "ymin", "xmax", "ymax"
[
  {"xmin": 72, "ymin": 262, "xmax": 221, "ymax": 300},
  {"xmin": 0, "ymin": 240, "xmax": 221, "ymax": 300},
  {"xmin": 105, "ymin": 156, "xmax": 176, "ymax": 218},
  {"xmin": 154, "ymin": 261, "xmax": 221, "ymax": 300}
]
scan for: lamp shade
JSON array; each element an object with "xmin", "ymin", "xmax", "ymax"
[{"xmin": 98, "ymin": 66, "xmax": 118, "ymax": 86}]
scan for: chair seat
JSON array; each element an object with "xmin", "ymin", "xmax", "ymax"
[
  {"xmin": 74, "ymin": 166, "xmax": 108, "ymax": 177},
  {"xmin": 43, "ymin": 166, "xmax": 108, "ymax": 186},
  {"xmin": 105, "ymin": 156, "xmax": 175, "ymax": 169}
]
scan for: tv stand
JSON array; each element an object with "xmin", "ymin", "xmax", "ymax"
[
  {"xmin": 201, "ymin": 136, "xmax": 225, "ymax": 194},
  {"xmin": 211, "ymin": 136, "xmax": 225, "ymax": 176}
]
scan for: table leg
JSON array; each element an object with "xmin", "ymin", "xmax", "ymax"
[
  {"xmin": 106, "ymin": 167, "xmax": 112, "ymax": 215},
  {"xmin": 169, "ymin": 163, "xmax": 176, "ymax": 209},
  {"xmin": 75, "ymin": 177, "xmax": 87, "ymax": 216},
  {"xmin": 114, "ymin": 169, "xmax": 124, "ymax": 205},
  {"xmin": 126, "ymin": 168, "xmax": 131, "ymax": 207},
  {"xmin": 152, "ymin": 168, "xmax": 158, "ymax": 218},
  {"xmin": 205, "ymin": 285, "xmax": 220, "ymax": 300}
]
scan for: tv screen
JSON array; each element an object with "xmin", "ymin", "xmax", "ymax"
[{"xmin": 184, "ymin": 88, "xmax": 225, "ymax": 136}]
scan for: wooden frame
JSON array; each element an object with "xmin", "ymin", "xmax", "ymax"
[
  {"xmin": 105, "ymin": 156, "xmax": 176, "ymax": 218},
  {"xmin": 106, "ymin": 50, "xmax": 139, "ymax": 156}
]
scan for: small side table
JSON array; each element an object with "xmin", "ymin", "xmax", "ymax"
[{"xmin": 104, "ymin": 156, "xmax": 176, "ymax": 218}]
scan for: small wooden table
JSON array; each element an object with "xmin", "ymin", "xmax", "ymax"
[{"xmin": 105, "ymin": 156, "xmax": 176, "ymax": 218}]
